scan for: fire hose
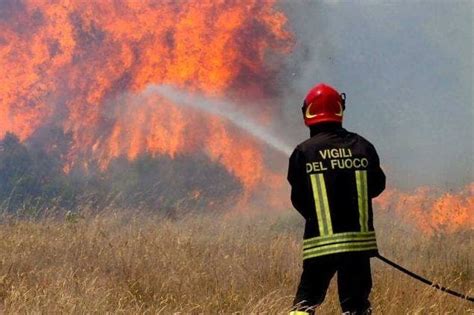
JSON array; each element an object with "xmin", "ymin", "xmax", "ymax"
[{"xmin": 376, "ymin": 254, "xmax": 474, "ymax": 303}]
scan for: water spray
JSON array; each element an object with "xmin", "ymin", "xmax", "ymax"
[{"xmin": 147, "ymin": 85, "xmax": 293, "ymax": 157}]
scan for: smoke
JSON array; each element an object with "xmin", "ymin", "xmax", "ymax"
[
  {"xmin": 147, "ymin": 85, "xmax": 293, "ymax": 157},
  {"xmin": 280, "ymin": 1, "xmax": 473, "ymax": 190}
]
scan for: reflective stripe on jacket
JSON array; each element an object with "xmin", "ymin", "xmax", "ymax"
[{"xmin": 288, "ymin": 126, "xmax": 385, "ymax": 260}]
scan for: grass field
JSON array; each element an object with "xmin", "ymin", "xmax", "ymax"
[{"xmin": 0, "ymin": 210, "xmax": 472, "ymax": 314}]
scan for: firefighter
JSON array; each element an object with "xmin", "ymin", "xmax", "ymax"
[{"xmin": 288, "ymin": 83, "xmax": 386, "ymax": 315}]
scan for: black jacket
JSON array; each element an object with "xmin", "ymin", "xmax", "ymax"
[{"xmin": 288, "ymin": 124, "xmax": 385, "ymax": 261}]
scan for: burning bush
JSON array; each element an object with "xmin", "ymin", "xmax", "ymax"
[{"xmin": 0, "ymin": 132, "xmax": 241, "ymax": 217}]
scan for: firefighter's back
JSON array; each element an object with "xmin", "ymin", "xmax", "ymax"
[{"xmin": 295, "ymin": 128, "xmax": 384, "ymax": 260}]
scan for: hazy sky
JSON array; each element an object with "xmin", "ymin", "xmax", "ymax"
[{"xmin": 280, "ymin": 0, "xmax": 473, "ymax": 190}]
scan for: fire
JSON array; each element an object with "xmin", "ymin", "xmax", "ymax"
[
  {"xmin": 0, "ymin": 0, "xmax": 292, "ymax": 189},
  {"xmin": 0, "ymin": 1, "xmax": 471, "ymax": 235},
  {"xmin": 374, "ymin": 183, "xmax": 474, "ymax": 234}
]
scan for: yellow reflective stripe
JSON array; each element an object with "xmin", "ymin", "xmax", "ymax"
[
  {"xmin": 310, "ymin": 174, "xmax": 326, "ymax": 236},
  {"xmin": 303, "ymin": 231, "xmax": 376, "ymax": 249},
  {"xmin": 356, "ymin": 170, "xmax": 369, "ymax": 232},
  {"xmin": 317, "ymin": 173, "xmax": 333, "ymax": 235},
  {"xmin": 303, "ymin": 231, "xmax": 376, "ymax": 245},
  {"xmin": 303, "ymin": 231, "xmax": 375, "ymax": 245},
  {"xmin": 310, "ymin": 173, "xmax": 333, "ymax": 236},
  {"xmin": 303, "ymin": 239, "xmax": 377, "ymax": 255},
  {"xmin": 289, "ymin": 311, "xmax": 310, "ymax": 315},
  {"xmin": 303, "ymin": 240, "xmax": 378, "ymax": 260}
]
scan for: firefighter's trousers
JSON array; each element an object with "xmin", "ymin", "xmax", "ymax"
[{"xmin": 292, "ymin": 254, "xmax": 372, "ymax": 315}]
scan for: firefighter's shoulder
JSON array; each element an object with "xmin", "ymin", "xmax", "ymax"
[
  {"xmin": 295, "ymin": 135, "xmax": 328, "ymax": 154},
  {"xmin": 346, "ymin": 130, "xmax": 379, "ymax": 151}
]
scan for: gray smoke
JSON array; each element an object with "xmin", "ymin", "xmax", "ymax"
[{"xmin": 279, "ymin": 0, "xmax": 473, "ymax": 190}]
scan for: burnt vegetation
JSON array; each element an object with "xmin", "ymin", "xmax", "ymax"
[{"xmin": 0, "ymin": 132, "xmax": 241, "ymax": 218}]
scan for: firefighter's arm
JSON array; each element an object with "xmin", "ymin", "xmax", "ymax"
[
  {"xmin": 368, "ymin": 146, "xmax": 386, "ymax": 198},
  {"xmin": 287, "ymin": 148, "xmax": 310, "ymax": 218}
]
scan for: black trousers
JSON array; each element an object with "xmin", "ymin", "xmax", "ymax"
[{"xmin": 292, "ymin": 253, "xmax": 372, "ymax": 314}]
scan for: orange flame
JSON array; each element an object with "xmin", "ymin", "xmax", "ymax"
[
  {"xmin": 0, "ymin": 0, "xmax": 292, "ymax": 189},
  {"xmin": 374, "ymin": 183, "xmax": 474, "ymax": 234},
  {"xmin": 1, "ymin": 1, "xmax": 471, "ymax": 235}
]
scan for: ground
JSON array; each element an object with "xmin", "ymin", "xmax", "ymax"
[{"xmin": 0, "ymin": 210, "xmax": 472, "ymax": 314}]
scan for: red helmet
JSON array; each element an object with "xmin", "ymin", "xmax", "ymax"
[{"xmin": 302, "ymin": 83, "xmax": 346, "ymax": 126}]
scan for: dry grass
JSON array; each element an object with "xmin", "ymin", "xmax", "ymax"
[{"xmin": 0, "ymin": 210, "xmax": 472, "ymax": 314}]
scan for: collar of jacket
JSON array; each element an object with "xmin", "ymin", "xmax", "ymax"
[{"xmin": 309, "ymin": 122, "xmax": 343, "ymax": 137}]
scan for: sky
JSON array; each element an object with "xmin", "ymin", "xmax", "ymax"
[{"xmin": 279, "ymin": 0, "xmax": 473, "ymax": 190}]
